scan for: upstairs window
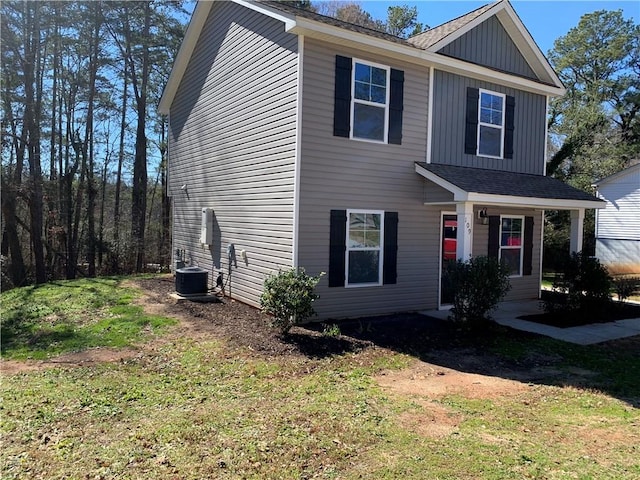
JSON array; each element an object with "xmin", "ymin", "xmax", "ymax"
[
  {"xmin": 352, "ymin": 61, "xmax": 389, "ymax": 142},
  {"xmin": 478, "ymin": 90, "xmax": 505, "ymax": 158},
  {"xmin": 334, "ymin": 56, "xmax": 404, "ymax": 145},
  {"xmin": 465, "ymin": 87, "xmax": 515, "ymax": 159}
]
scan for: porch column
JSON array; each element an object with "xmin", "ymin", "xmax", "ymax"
[
  {"xmin": 569, "ymin": 208, "xmax": 585, "ymax": 254},
  {"xmin": 456, "ymin": 202, "xmax": 473, "ymax": 261}
]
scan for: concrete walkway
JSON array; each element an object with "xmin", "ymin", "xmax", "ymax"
[{"xmin": 422, "ymin": 300, "xmax": 640, "ymax": 345}]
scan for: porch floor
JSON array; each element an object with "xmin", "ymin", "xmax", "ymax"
[{"xmin": 421, "ymin": 299, "xmax": 640, "ymax": 345}]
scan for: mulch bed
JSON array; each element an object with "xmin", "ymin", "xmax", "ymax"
[
  {"xmin": 133, "ymin": 276, "xmax": 640, "ymax": 368},
  {"xmin": 133, "ymin": 276, "xmax": 526, "ymax": 363},
  {"xmin": 518, "ymin": 290, "xmax": 640, "ymax": 328}
]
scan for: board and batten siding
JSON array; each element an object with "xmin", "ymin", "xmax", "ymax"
[
  {"xmin": 168, "ymin": 1, "xmax": 299, "ymax": 307},
  {"xmin": 439, "ymin": 16, "xmax": 537, "ymax": 81},
  {"xmin": 430, "ymin": 70, "xmax": 547, "ymax": 174},
  {"xmin": 296, "ymin": 38, "xmax": 439, "ymax": 319},
  {"xmin": 595, "ymin": 165, "xmax": 640, "ymax": 274}
]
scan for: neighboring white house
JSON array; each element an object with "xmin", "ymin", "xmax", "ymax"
[{"xmin": 594, "ymin": 163, "xmax": 640, "ymax": 275}]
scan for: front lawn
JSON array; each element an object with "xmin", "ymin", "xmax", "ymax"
[{"xmin": 1, "ymin": 276, "xmax": 638, "ymax": 479}]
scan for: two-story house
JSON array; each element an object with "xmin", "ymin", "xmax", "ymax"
[{"xmin": 158, "ymin": 0, "xmax": 604, "ymax": 319}]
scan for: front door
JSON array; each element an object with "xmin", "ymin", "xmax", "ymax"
[{"xmin": 440, "ymin": 214, "xmax": 457, "ymax": 306}]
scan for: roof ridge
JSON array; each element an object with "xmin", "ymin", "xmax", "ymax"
[{"xmin": 258, "ymin": 0, "xmax": 415, "ymax": 46}]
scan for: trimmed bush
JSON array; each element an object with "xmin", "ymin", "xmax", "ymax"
[
  {"xmin": 445, "ymin": 255, "xmax": 511, "ymax": 326},
  {"xmin": 545, "ymin": 252, "xmax": 612, "ymax": 314},
  {"xmin": 260, "ymin": 268, "xmax": 324, "ymax": 334}
]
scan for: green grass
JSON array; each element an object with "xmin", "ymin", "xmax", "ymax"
[
  {"xmin": 1, "ymin": 278, "xmax": 639, "ymax": 479},
  {"xmin": 1, "ymin": 277, "xmax": 176, "ymax": 360}
]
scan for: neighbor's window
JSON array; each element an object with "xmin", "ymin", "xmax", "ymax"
[
  {"xmin": 352, "ymin": 60, "xmax": 389, "ymax": 142},
  {"xmin": 500, "ymin": 216, "xmax": 523, "ymax": 276},
  {"xmin": 346, "ymin": 210, "xmax": 384, "ymax": 286},
  {"xmin": 478, "ymin": 89, "xmax": 505, "ymax": 158}
]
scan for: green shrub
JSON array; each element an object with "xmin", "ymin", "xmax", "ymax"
[
  {"xmin": 260, "ymin": 268, "xmax": 324, "ymax": 334},
  {"xmin": 445, "ymin": 255, "xmax": 511, "ymax": 326},
  {"xmin": 545, "ymin": 252, "xmax": 612, "ymax": 314},
  {"xmin": 612, "ymin": 276, "xmax": 640, "ymax": 303}
]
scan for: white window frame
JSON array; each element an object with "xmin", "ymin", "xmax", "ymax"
[
  {"xmin": 345, "ymin": 209, "xmax": 385, "ymax": 287},
  {"xmin": 350, "ymin": 59, "xmax": 390, "ymax": 144},
  {"xmin": 499, "ymin": 215, "xmax": 524, "ymax": 278},
  {"xmin": 477, "ymin": 89, "xmax": 506, "ymax": 159}
]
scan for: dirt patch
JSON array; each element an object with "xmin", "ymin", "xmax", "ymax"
[
  {"xmin": 376, "ymin": 360, "xmax": 532, "ymax": 400},
  {"xmin": 1, "ymin": 347, "xmax": 140, "ymax": 375}
]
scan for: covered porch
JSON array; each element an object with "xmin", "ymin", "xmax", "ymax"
[{"xmin": 415, "ymin": 163, "xmax": 605, "ymax": 259}]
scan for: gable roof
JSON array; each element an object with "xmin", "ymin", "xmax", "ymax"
[
  {"xmin": 415, "ymin": 163, "xmax": 605, "ymax": 209},
  {"xmin": 408, "ymin": 3, "xmax": 494, "ymax": 50},
  {"xmin": 407, "ymin": 0, "xmax": 558, "ymax": 85},
  {"xmin": 159, "ymin": 0, "xmax": 564, "ymax": 114},
  {"xmin": 593, "ymin": 162, "xmax": 640, "ymax": 188}
]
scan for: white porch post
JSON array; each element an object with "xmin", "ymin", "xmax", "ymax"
[
  {"xmin": 569, "ymin": 208, "xmax": 585, "ymax": 254},
  {"xmin": 456, "ymin": 202, "xmax": 474, "ymax": 261}
]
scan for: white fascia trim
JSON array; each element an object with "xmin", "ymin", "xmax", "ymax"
[
  {"xmin": 428, "ymin": 1, "xmax": 502, "ymax": 52},
  {"xmin": 159, "ymin": 0, "xmax": 297, "ymax": 114},
  {"xmin": 464, "ymin": 192, "xmax": 605, "ymax": 210},
  {"xmin": 415, "ymin": 163, "xmax": 468, "ymax": 198},
  {"xmin": 415, "ymin": 164, "xmax": 605, "ymax": 210},
  {"xmin": 593, "ymin": 162, "xmax": 640, "ymax": 187},
  {"xmin": 159, "ymin": 0, "xmax": 214, "ymax": 114},
  {"xmin": 496, "ymin": 4, "xmax": 562, "ymax": 88},
  {"xmin": 292, "ymin": 35, "xmax": 304, "ymax": 268},
  {"xmin": 233, "ymin": 0, "xmax": 296, "ymax": 30},
  {"xmin": 426, "ymin": 67, "xmax": 435, "ymax": 164},
  {"xmin": 288, "ymin": 19, "xmax": 564, "ymax": 97},
  {"xmin": 426, "ymin": 1, "xmax": 561, "ymax": 89}
]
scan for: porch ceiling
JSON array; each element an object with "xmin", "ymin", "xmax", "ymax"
[{"xmin": 415, "ymin": 162, "xmax": 606, "ymax": 210}]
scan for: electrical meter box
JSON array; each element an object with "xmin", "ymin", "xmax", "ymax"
[{"xmin": 200, "ymin": 208, "xmax": 214, "ymax": 245}]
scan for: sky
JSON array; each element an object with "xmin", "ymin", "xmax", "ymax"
[{"xmin": 360, "ymin": 0, "xmax": 639, "ymax": 54}]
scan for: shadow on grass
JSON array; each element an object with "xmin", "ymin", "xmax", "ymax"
[{"xmin": 301, "ymin": 312, "xmax": 640, "ymax": 408}]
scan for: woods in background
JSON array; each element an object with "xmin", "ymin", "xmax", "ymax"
[{"xmin": 1, "ymin": 1, "xmax": 187, "ymax": 288}]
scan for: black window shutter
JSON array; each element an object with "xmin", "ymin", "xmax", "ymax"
[
  {"xmin": 523, "ymin": 216, "xmax": 534, "ymax": 276},
  {"xmin": 333, "ymin": 56, "xmax": 352, "ymax": 138},
  {"xmin": 329, "ymin": 210, "xmax": 347, "ymax": 287},
  {"xmin": 388, "ymin": 69, "xmax": 404, "ymax": 145},
  {"xmin": 504, "ymin": 95, "xmax": 515, "ymax": 159},
  {"xmin": 383, "ymin": 211, "xmax": 398, "ymax": 284},
  {"xmin": 464, "ymin": 87, "xmax": 479, "ymax": 155},
  {"xmin": 488, "ymin": 215, "xmax": 500, "ymax": 259}
]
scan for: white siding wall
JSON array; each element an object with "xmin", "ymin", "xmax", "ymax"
[
  {"xmin": 168, "ymin": 2, "xmax": 299, "ymax": 306},
  {"xmin": 595, "ymin": 166, "xmax": 640, "ymax": 274},
  {"xmin": 596, "ymin": 167, "xmax": 640, "ymax": 241}
]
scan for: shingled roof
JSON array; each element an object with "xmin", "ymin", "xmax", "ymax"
[
  {"xmin": 416, "ymin": 163, "xmax": 605, "ymax": 206},
  {"xmin": 260, "ymin": 0, "xmax": 420, "ymax": 49},
  {"xmin": 407, "ymin": 3, "xmax": 495, "ymax": 49}
]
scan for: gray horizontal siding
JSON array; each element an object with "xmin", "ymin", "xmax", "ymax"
[
  {"xmin": 431, "ymin": 69, "xmax": 547, "ymax": 174},
  {"xmin": 439, "ymin": 16, "xmax": 537, "ymax": 80},
  {"xmin": 168, "ymin": 1, "xmax": 299, "ymax": 307},
  {"xmin": 298, "ymin": 39, "xmax": 437, "ymax": 319}
]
